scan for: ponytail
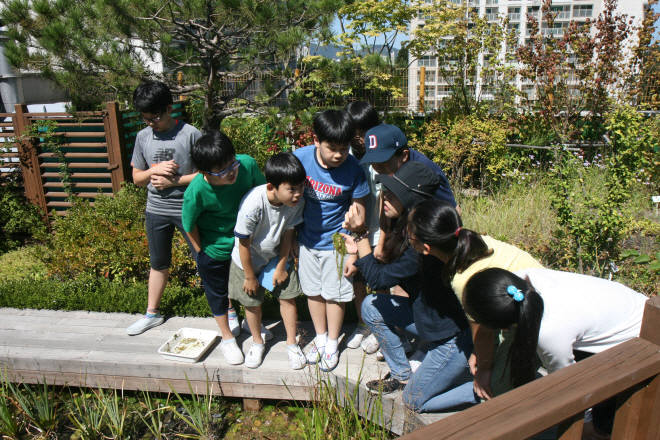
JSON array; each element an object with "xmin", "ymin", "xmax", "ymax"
[
  {"xmin": 463, "ymin": 268, "xmax": 544, "ymax": 388},
  {"xmin": 409, "ymin": 199, "xmax": 492, "ymax": 285}
]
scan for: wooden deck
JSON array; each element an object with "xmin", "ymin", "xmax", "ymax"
[{"xmin": 0, "ymin": 308, "xmax": 452, "ymax": 435}]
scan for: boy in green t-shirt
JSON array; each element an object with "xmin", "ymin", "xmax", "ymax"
[{"xmin": 182, "ymin": 130, "xmax": 265, "ymax": 365}]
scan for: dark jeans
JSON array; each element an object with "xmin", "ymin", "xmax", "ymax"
[
  {"xmin": 195, "ymin": 250, "xmax": 230, "ymax": 316},
  {"xmin": 574, "ymin": 350, "xmax": 615, "ymax": 434},
  {"xmin": 145, "ymin": 211, "xmax": 197, "ymax": 270}
]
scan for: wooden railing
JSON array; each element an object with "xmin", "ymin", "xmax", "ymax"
[
  {"xmin": 399, "ymin": 295, "xmax": 660, "ymax": 439},
  {"xmin": 2, "ymin": 101, "xmax": 188, "ymax": 219}
]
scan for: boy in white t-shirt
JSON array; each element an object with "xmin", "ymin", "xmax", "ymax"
[{"xmin": 228, "ymin": 153, "xmax": 307, "ymax": 369}]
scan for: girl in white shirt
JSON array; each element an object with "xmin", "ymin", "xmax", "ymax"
[{"xmin": 462, "ymin": 267, "xmax": 648, "ymax": 435}]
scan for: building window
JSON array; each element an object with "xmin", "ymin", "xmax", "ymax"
[
  {"xmin": 485, "ymin": 7, "xmax": 498, "ymax": 21},
  {"xmin": 551, "ymin": 5, "xmax": 571, "ymax": 20},
  {"xmin": 424, "ymin": 70, "xmax": 436, "ymax": 82},
  {"xmin": 573, "ymin": 5, "xmax": 593, "ymax": 18},
  {"xmin": 508, "ymin": 7, "xmax": 521, "ymax": 21},
  {"xmin": 418, "ymin": 56, "xmax": 437, "ymax": 67},
  {"xmin": 486, "ymin": 0, "xmax": 498, "ymax": 5}
]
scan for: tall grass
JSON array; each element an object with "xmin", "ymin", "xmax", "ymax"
[
  {"xmin": 295, "ymin": 360, "xmax": 393, "ymax": 440},
  {"xmin": 456, "ymin": 177, "xmax": 557, "ymax": 264}
]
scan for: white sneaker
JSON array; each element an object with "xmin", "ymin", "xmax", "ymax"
[
  {"xmin": 409, "ymin": 349, "xmax": 426, "ymax": 374},
  {"xmin": 287, "ymin": 345, "xmax": 307, "ymax": 370},
  {"xmin": 228, "ymin": 311, "xmax": 240, "ymax": 337},
  {"xmin": 409, "ymin": 360, "xmax": 422, "ymax": 373},
  {"xmin": 306, "ymin": 342, "xmax": 324, "ymax": 365},
  {"xmin": 245, "ymin": 344, "xmax": 265, "ymax": 369},
  {"xmin": 361, "ymin": 333, "xmax": 380, "ymax": 354},
  {"xmin": 220, "ymin": 339, "xmax": 244, "ymax": 365},
  {"xmin": 376, "ymin": 349, "xmax": 385, "ymax": 361},
  {"xmin": 319, "ymin": 349, "xmax": 339, "ymax": 372},
  {"xmin": 126, "ymin": 314, "xmax": 164, "ymax": 335},
  {"xmin": 346, "ymin": 325, "xmax": 370, "ymax": 349},
  {"xmin": 240, "ymin": 319, "xmax": 274, "ymax": 342}
]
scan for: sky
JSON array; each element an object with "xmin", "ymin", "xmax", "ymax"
[
  {"xmin": 333, "ymin": 3, "xmax": 660, "ymax": 48},
  {"xmin": 653, "ymin": 2, "xmax": 660, "ymax": 42}
]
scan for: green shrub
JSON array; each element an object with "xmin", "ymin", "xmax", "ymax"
[
  {"xmin": 410, "ymin": 115, "xmax": 508, "ymax": 189},
  {"xmin": 0, "ymin": 173, "xmax": 48, "ymax": 254},
  {"xmin": 0, "ymin": 275, "xmax": 210, "ymax": 316},
  {"xmin": 42, "ymin": 184, "xmax": 196, "ymax": 285},
  {"xmin": 0, "ymin": 245, "xmax": 47, "ymax": 282}
]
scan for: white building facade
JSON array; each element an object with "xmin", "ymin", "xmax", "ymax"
[{"xmin": 407, "ymin": 0, "xmax": 649, "ymax": 111}]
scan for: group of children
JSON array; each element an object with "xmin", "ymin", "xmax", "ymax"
[{"xmin": 125, "ymin": 82, "xmax": 649, "ymax": 433}]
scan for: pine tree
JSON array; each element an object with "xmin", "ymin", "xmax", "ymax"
[{"xmin": 1, "ymin": 0, "xmax": 340, "ymax": 127}]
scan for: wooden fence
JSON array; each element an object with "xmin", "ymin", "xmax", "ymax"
[
  {"xmin": 399, "ymin": 295, "xmax": 660, "ymax": 439},
  {"xmin": 1, "ymin": 102, "xmax": 187, "ymax": 218}
]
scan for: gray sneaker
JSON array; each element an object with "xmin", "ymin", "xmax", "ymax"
[{"xmin": 126, "ymin": 314, "xmax": 164, "ymax": 335}]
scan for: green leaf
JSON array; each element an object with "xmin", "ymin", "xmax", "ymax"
[
  {"xmin": 649, "ymin": 261, "xmax": 660, "ymax": 272},
  {"xmin": 633, "ymin": 254, "xmax": 651, "ymax": 264}
]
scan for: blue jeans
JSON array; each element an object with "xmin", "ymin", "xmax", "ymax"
[{"xmin": 361, "ymin": 294, "xmax": 479, "ymax": 412}]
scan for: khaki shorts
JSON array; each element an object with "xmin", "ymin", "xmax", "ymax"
[
  {"xmin": 228, "ymin": 260, "xmax": 302, "ymax": 308},
  {"xmin": 298, "ymin": 244, "xmax": 354, "ymax": 303}
]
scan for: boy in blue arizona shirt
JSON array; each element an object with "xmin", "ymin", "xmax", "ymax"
[{"xmin": 294, "ymin": 109, "xmax": 369, "ymax": 372}]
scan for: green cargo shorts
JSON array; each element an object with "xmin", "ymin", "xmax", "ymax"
[{"xmin": 228, "ymin": 260, "xmax": 302, "ymax": 308}]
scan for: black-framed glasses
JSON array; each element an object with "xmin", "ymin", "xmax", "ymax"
[
  {"xmin": 143, "ymin": 113, "xmax": 165, "ymax": 124},
  {"xmin": 206, "ymin": 160, "xmax": 240, "ymax": 178}
]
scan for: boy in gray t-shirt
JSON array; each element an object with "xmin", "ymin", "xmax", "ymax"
[
  {"xmin": 126, "ymin": 81, "xmax": 202, "ymax": 336},
  {"xmin": 228, "ymin": 152, "xmax": 307, "ymax": 369}
]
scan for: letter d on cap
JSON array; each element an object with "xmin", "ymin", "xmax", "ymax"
[{"xmin": 368, "ymin": 134, "xmax": 378, "ymax": 149}]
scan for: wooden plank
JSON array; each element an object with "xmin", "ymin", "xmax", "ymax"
[
  {"xmin": 5, "ymin": 369, "xmax": 313, "ymax": 400},
  {"xmin": 640, "ymin": 296, "xmax": 660, "ymax": 346},
  {"xmin": 49, "ymin": 132, "xmax": 105, "ymax": 138},
  {"xmin": 611, "ymin": 374, "xmax": 660, "ymax": 440},
  {"xmin": 48, "ymin": 143, "xmax": 108, "ymax": 148},
  {"xmin": 398, "ymin": 339, "xmax": 660, "ymax": 440},
  {"xmin": 634, "ymin": 374, "xmax": 660, "ymax": 440},
  {"xmin": 105, "ymin": 102, "xmax": 128, "ymax": 192},
  {"xmin": 39, "ymin": 152, "xmax": 108, "ymax": 159},
  {"xmin": 41, "ymin": 162, "xmax": 111, "ymax": 169},
  {"xmin": 0, "ymin": 308, "xmax": 409, "ymax": 434},
  {"xmin": 43, "ymin": 181, "xmax": 113, "ymax": 188},
  {"xmin": 557, "ymin": 414, "xmax": 584, "ymax": 440},
  {"xmin": 42, "ymin": 172, "xmax": 112, "ymax": 178},
  {"xmin": 243, "ymin": 398, "xmax": 262, "ymax": 411},
  {"xmin": 14, "ymin": 104, "xmax": 48, "ymax": 216},
  {"xmin": 46, "ymin": 191, "xmax": 110, "ymax": 198}
]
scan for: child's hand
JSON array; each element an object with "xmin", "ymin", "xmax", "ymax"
[
  {"xmin": 339, "ymin": 233, "xmax": 358, "ymax": 255},
  {"xmin": 373, "ymin": 244, "xmax": 385, "ymax": 261},
  {"xmin": 243, "ymin": 276, "xmax": 259, "ymax": 296},
  {"xmin": 152, "ymin": 160, "xmax": 178, "ymax": 177},
  {"xmin": 343, "ymin": 253, "xmax": 359, "ymax": 278},
  {"xmin": 272, "ymin": 267, "xmax": 288, "ymax": 287},
  {"xmin": 150, "ymin": 174, "xmax": 177, "ymax": 190},
  {"xmin": 342, "ymin": 203, "xmax": 365, "ymax": 232}
]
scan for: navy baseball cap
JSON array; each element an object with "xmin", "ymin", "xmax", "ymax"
[
  {"xmin": 375, "ymin": 161, "xmax": 440, "ymax": 210},
  {"xmin": 360, "ymin": 124, "xmax": 407, "ymax": 165}
]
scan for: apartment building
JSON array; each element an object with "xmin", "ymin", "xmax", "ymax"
[{"xmin": 407, "ymin": 0, "xmax": 649, "ymax": 111}]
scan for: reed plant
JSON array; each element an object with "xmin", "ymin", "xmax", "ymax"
[
  {"xmin": 137, "ymin": 390, "xmax": 173, "ymax": 439},
  {"xmin": 296, "ymin": 359, "xmax": 393, "ymax": 440},
  {"xmin": 97, "ymin": 387, "xmax": 129, "ymax": 439},
  {"xmin": 170, "ymin": 376, "xmax": 217, "ymax": 439},
  {"xmin": 68, "ymin": 390, "xmax": 107, "ymax": 439},
  {"xmin": 6, "ymin": 380, "xmax": 58, "ymax": 437},
  {"xmin": 0, "ymin": 373, "xmax": 22, "ymax": 439}
]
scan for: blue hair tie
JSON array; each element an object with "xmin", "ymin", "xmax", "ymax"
[{"xmin": 507, "ymin": 285, "xmax": 525, "ymax": 302}]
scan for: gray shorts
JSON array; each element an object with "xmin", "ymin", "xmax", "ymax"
[
  {"xmin": 228, "ymin": 260, "xmax": 302, "ymax": 308},
  {"xmin": 298, "ymin": 245, "xmax": 354, "ymax": 303}
]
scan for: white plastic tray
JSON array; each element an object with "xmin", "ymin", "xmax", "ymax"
[{"xmin": 157, "ymin": 327, "xmax": 219, "ymax": 363}]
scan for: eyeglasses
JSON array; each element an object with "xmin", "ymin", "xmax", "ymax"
[
  {"xmin": 206, "ymin": 160, "xmax": 240, "ymax": 178},
  {"xmin": 143, "ymin": 113, "xmax": 164, "ymax": 124}
]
